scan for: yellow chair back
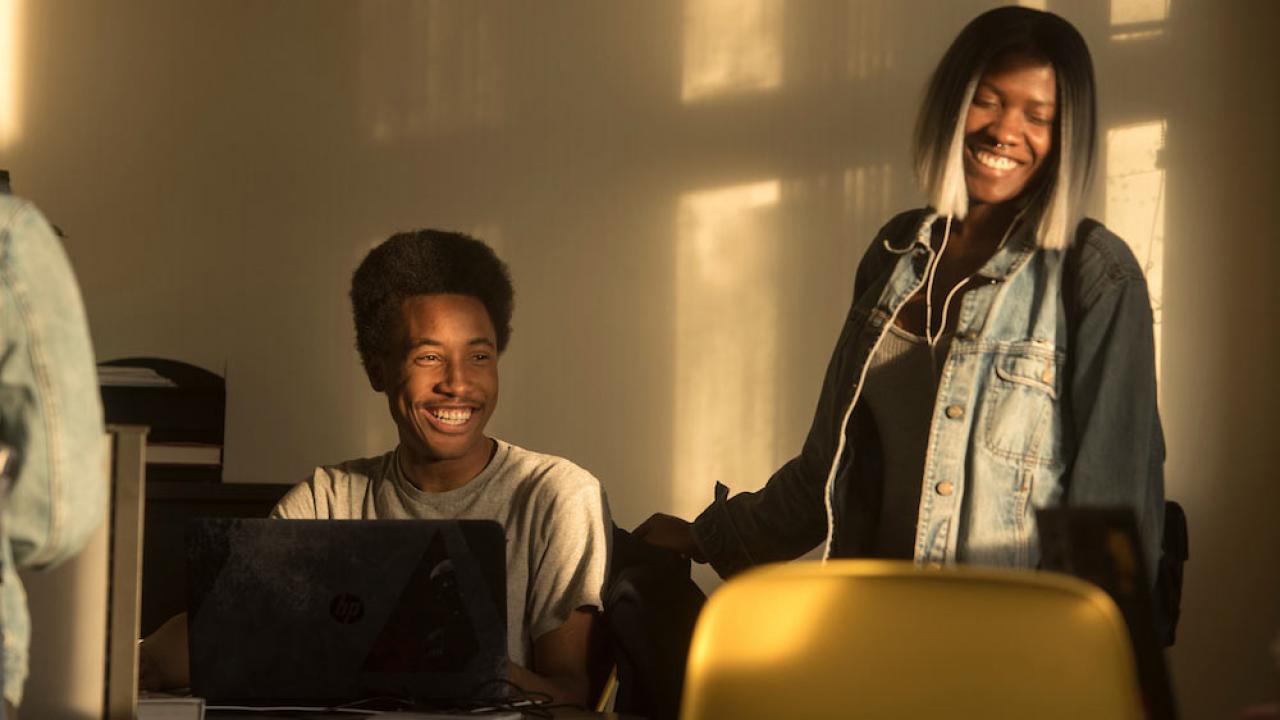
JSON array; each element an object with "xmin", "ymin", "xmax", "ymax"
[{"xmin": 681, "ymin": 560, "xmax": 1143, "ymax": 720}]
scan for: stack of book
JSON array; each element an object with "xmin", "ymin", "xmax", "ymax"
[{"xmin": 99, "ymin": 358, "xmax": 226, "ymax": 483}]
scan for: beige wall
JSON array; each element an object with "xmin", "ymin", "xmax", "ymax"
[{"xmin": 2, "ymin": 1, "xmax": 1276, "ymax": 716}]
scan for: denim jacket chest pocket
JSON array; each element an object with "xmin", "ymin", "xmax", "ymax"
[{"xmin": 978, "ymin": 342, "xmax": 1067, "ymax": 471}]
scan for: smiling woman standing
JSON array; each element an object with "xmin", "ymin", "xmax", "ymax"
[{"xmin": 638, "ymin": 7, "xmax": 1166, "ymax": 584}]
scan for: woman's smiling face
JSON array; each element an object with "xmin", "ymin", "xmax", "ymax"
[{"xmin": 963, "ymin": 51, "xmax": 1057, "ymax": 207}]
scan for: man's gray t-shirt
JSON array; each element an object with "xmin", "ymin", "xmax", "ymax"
[{"xmin": 270, "ymin": 438, "xmax": 611, "ymax": 667}]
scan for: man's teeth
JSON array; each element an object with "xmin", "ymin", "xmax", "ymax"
[
  {"xmin": 430, "ymin": 408, "xmax": 472, "ymax": 425},
  {"xmin": 975, "ymin": 149, "xmax": 1018, "ymax": 170}
]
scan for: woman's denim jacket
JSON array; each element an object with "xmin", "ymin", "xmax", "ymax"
[
  {"xmin": 692, "ymin": 209, "xmax": 1165, "ymax": 580},
  {"xmin": 0, "ymin": 196, "xmax": 106, "ymax": 705}
]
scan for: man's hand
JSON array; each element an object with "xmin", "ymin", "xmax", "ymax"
[
  {"xmin": 139, "ymin": 612, "xmax": 190, "ymax": 691},
  {"xmin": 508, "ymin": 609, "xmax": 600, "ymax": 706},
  {"xmin": 633, "ymin": 513, "xmax": 706, "ymax": 563}
]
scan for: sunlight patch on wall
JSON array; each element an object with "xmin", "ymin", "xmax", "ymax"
[
  {"xmin": 358, "ymin": 1, "xmax": 503, "ymax": 142},
  {"xmin": 1111, "ymin": 0, "xmax": 1169, "ymax": 25},
  {"xmin": 845, "ymin": 1, "xmax": 892, "ymax": 79},
  {"xmin": 1110, "ymin": 0, "xmax": 1169, "ymax": 41},
  {"xmin": 1105, "ymin": 120, "xmax": 1166, "ymax": 376},
  {"xmin": 682, "ymin": 0, "xmax": 782, "ymax": 103},
  {"xmin": 1016, "ymin": 0, "xmax": 1048, "ymax": 10},
  {"xmin": 0, "ymin": 0, "xmax": 21, "ymax": 148},
  {"xmin": 674, "ymin": 180, "xmax": 780, "ymax": 518}
]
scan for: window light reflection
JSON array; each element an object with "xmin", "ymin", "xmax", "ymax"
[
  {"xmin": 1111, "ymin": 0, "xmax": 1170, "ymax": 26},
  {"xmin": 681, "ymin": 0, "xmax": 782, "ymax": 103},
  {"xmin": 674, "ymin": 180, "xmax": 780, "ymax": 519},
  {"xmin": 1106, "ymin": 120, "xmax": 1166, "ymax": 378},
  {"xmin": 1110, "ymin": 0, "xmax": 1170, "ymax": 41},
  {"xmin": 0, "ymin": 0, "xmax": 20, "ymax": 148}
]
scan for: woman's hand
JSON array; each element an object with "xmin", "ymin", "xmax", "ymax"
[{"xmin": 633, "ymin": 513, "xmax": 706, "ymax": 563}]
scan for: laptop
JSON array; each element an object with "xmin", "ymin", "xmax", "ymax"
[
  {"xmin": 186, "ymin": 518, "xmax": 508, "ymax": 707},
  {"xmin": 1036, "ymin": 507, "xmax": 1177, "ymax": 720}
]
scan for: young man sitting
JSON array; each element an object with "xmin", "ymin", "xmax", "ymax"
[{"xmin": 142, "ymin": 230, "xmax": 611, "ymax": 706}]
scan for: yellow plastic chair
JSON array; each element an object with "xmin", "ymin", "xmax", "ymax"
[{"xmin": 681, "ymin": 560, "xmax": 1143, "ymax": 720}]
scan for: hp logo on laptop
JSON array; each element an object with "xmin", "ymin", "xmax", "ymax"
[{"xmin": 330, "ymin": 593, "xmax": 365, "ymax": 624}]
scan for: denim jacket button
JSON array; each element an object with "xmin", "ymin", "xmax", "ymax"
[
  {"xmin": 944, "ymin": 404, "xmax": 964, "ymax": 419},
  {"xmin": 935, "ymin": 481, "xmax": 954, "ymax": 496}
]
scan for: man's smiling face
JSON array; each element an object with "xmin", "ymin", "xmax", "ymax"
[{"xmin": 369, "ymin": 293, "xmax": 499, "ymax": 469}]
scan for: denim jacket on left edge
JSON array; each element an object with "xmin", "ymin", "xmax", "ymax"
[
  {"xmin": 0, "ymin": 195, "xmax": 107, "ymax": 705},
  {"xmin": 692, "ymin": 208, "xmax": 1165, "ymax": 581}
]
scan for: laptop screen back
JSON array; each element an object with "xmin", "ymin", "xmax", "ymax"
[{"xmin": 187, "ymin": 518, "xmax": 507, "ymax": 705}]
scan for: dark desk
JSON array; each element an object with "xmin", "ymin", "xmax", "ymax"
[{"xmin": 205, "ymin": 710, "xmax": 639, "ymax": 719}]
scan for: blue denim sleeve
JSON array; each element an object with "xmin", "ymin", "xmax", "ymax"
[
  {"xmin": 1065, "ymin": 230, "xmax": 1165, "ymax": 580},
  {"xmin": 0, "ymin": 198, "xmax": 107, "ymax": 569},
  {"xmin": 0, "ymin": 197, "xmax": 108, "ymax": 706}
]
